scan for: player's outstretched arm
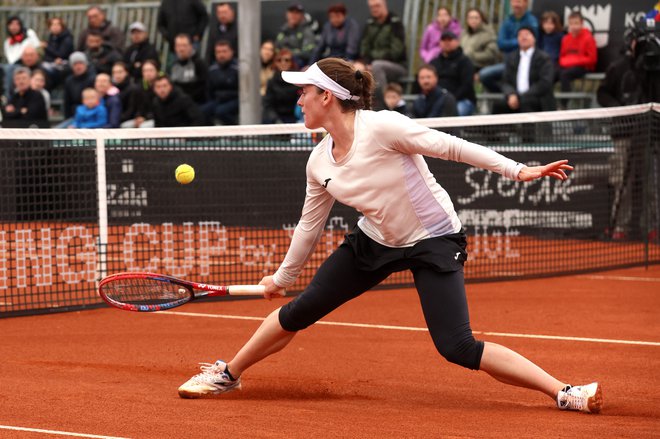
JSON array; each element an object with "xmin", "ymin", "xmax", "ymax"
[{"xmin": 517, "ymin": 160, "xmax": 573, "ymax": 182}]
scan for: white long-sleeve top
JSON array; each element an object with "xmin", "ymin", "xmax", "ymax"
[
  {"xmin": 4, "ymin": 29, "xmax": 41, "ymax": 64},
  {"xmin": 272, "ymin": 110, "xmax": 524, "ymax": 288}
]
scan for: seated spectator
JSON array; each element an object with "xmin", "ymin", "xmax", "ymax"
[
  {"xmin": 206, "ymin": 2, "xmax": 238, "ymax": 63},
  {"xmin": 85, "ymin": 31, "xmax": 122, "ymax": 75},
  {"xmin": 360, "ymin": 0, "xmax": 407, "ymax": 106},
  {"xmin": 71, "ymin": 87, "xmax": 108, "ymax": 128},
  {"xmin": 111, "ymin": 61, "xmax": 139, "ymax": 124},
  {"xmin": 431, "ymin": 31, "xmax": 476, "ymax": 116},
  {"xmin": 494, "ymin": 26, "xmax": 556, "ymax": 114},
  {"xmin": 412, "ymin": 64, "xmax": 457, "ymax": 118},
  {"xmin": 479, "ymin": 0, "xmax": 538, "ymax": 92},
  {"xmin": 30, "ymin": 69, "xmax": 51, "ymax": 113},
  {"xmin": 419, "ymin": 6, "xmax": 461, "ymax": 64},
  {"xmin": 202, "ymin": 40, "xmax": 239, "ymax": 125},
  {"xmin": 40, "ymin": 17, "xmax": 74, "ymax": 87},
  {"xmin": 383, "ymin": 82, "xmax": 408, "ymax": 115},
  {"xmin": 124, "ymin": 22, "xmax": 159, "ymax": 81},
  {"xmin": 263, "ymin": 49, "xmax": 300, "ymax": 124},
  {"xmin": 1, "ymin": 67, "xmax": 48, "ymax": 128},
  {"xmin": 461, "ymin": 8, "xmax": 500, "ymax": 72},
  {"xmin": 121, "ymin": 59, "xmax": 160, "ymax": 128},
  {"xmin": 16, "ymin": 46, "xmax": 51, "ymax": 90},
  {"xmin": 558, "ymin": 11, "xmax": 597, "ymax": 99},
  {"xmin": 157, "ymin": 0, "xmax": 208, "ymax": 54},
  {"xmin": 152, "ymin": 75, "xmax": 204, "ymax": 127},
  {"xmin": 3, "ymin": 16, "xmax": 41, "ymax": 98},
  {"xmin": 169, "ymin": 33, "xmax": 208, "ymax": 104},
  {"xmin": 77, "ymin": 5, "xmax": 125, "ymax": 52},
  {"xmin": 94, "ymin": 73, "xmax": 122, "ymax": 128},
  {"xmin": 310, "ymin": 3, "xmax": 360, "ymax": 63},
  {"xmin": 538, "ymin": 11, "xmax": 563, "ymax": 68},
  {"xmin": 260, "ymin": 40, "xmax": 276, "ymax": 96},
  {"xmin": 275, "ymin": 3, "xmax": 317, "ymax": 68},
  {"xmin": 60, "ymin": 52, "xmax": 97, "ymax": 127}
]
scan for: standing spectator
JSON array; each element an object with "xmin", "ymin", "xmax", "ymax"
[
  {"xmin": 461, "ymin": 8, "xmax": 500, "ymax": 72},
  {"xmin": 94, "ymin": 73, "xmax": 122, "ymax": 128},
  {"xmin": 412, "ymin": 64, "xmax": 457, "ymax": 118},
  {"xmin": 419, "ymin": 6, "xmax": 462, "ymax": 64},
  {"xmin": 360, "ymin": 0, "xmax": 407, "ymax": 102},
  {"xmin": 112, "ymin": 61, "xmax": 139, "ymax": 124},
  {"xmin": 538, "ymin": 11, "xmax": 564, "ymax": 68},
  {"xmin": 1, "ymin": 67, "xmax": 48, "ymax": 128},
  {"xmin": 77, "ymin": 5, "xmax": 125, "ymax": 53},
  {"xmin": 85, "ymin": 31, "xmax": 122, "ymax": 75},
  {"xmin": 383, "ymin": 82, "xmax": 408, "ymax": 115},
  {"xmin": 494, "ymin": 27, "xmax": 555, "ymax": 114},
  {"xmin": 40, "ymin": 17, "xmax": 74, "ymax": 87},
  {"xmin": 207, "ymin": 2, "xmax": 238, "ymax": 63},
  {"xmin": 71, "ymin": 88, "xmax": 108, "ymax": 128},
  {"xmin": 260, "ymin": 40, "xmax": 276, "ymax": 96},
  {"xmin": 122, "ymin": 59, "xmax": 160, "ymax": 128},
  {"xmin": 202, "ymin": 40, "xmax": 239, "ymax": 125},
  {"xmin": 3, "ymin": 16, "xmax": 40, "ymax": 98},
  {"xmin": 152, "ymin": 75, "xmax": 204, "ymax": 127},
  {"xmin": 157, "ymin": 0, "xmax": 208, "ymax": 53},
  {"xmin": 169, "ymin": 33, "xmax": 208, "ymax": 105},
  {"xmin": 30, "ymin": 69, "xmax": 51, "ymax": 113},
  {"xmin": 61, "ymin": 52, "xmax": 96, "ymax": 126},
  {"xmin": 275, "ymin": 3, "xmax": 318, "ymax": 68},
  {"xmin": 558, "ymin": 11, "xmax": 597, "ymax": 100},
  {"xmin": 263, "ymin": 49, "xmax": 300, "ymax": 124},
  {"xmin": 478, "ymin": 0, "xmax": 538, "ymax": 92},
  {"xmin": 123, "ymin": 22, "xmax": 159, "ymax": 81},
  {"xmin": 311, "ymin": 3, "xmax": 361, "ymax": 63},
  {"xmin": 431, "ymin": 31, "xmax": 476, "ymax": 116}
]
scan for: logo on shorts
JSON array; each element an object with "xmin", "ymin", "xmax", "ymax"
[
  {"xmin": 454, "ymin": 252, "xmax": 461, "ymax": 260},
  {"xmin": 323, "ymin": 178, "xmax": 332, "ymax": 188}
]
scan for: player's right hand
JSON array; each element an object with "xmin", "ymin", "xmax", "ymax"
[{"xmin": 259, "ymin": 275, "xmax": 286, "ymax": 300}]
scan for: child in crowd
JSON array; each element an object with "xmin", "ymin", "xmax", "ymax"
[
  {"xmin": 538, "ymin": 11, "xmax": 564, "ymax": 68},
  {"xmin": 72, "ymin": 87, "xmax": 107, "ymax": 128},
  {"xmin": 383, "ymin": 82, "xmax": 408, "ymax": 115},
  {"xmin": 30, "ymin": 69, "xmax": 51, "ymax": 113}
]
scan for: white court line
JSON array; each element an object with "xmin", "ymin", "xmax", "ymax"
[
  {"xmin": 576, "ymin": 274, "xmax": 660, "ymax": 283},
  {"xmin": 159, "ymin": 311, "xmax": 660, "ymax": 347},
  {"xmin": 0, "ymin": 425, "xmax": 130, "ymax": 439}
]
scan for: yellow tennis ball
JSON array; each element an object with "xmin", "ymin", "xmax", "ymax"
[{"xmin": 175, "ymin": 164, "xmax": 195, "ymax": 184}]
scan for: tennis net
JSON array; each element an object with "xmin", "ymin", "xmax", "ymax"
[{"xmin": 1, "ymin": 104, "xmax": 658, "ymax": 317}]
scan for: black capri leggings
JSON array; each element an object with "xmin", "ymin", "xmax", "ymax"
[{"xmin": 279, "ymin": 230, "xmax": 484, "ymax": 370}]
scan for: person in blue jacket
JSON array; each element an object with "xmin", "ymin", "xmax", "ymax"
[{"xmin": 71, "ymin": 87, "xmax": 107, "ymax": 128}]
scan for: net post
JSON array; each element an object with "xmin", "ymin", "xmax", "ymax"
[{"xmin": 96, "ymin": 136, "xmax": 109, "ymax": 283}]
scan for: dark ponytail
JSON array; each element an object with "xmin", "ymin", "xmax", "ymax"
[{"xmin": 317, "ymin": 58, "xmax": 375, "ymax": 111}]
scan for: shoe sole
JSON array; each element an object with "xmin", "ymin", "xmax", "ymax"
[
  {"xmin": 587, "ymin": 384, "xmax": 603, "ymax": 414},
  {"xmin": 178, "ymin": 383, "xmax": 242, "ymax": 399}
]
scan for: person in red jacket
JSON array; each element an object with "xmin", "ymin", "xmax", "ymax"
[{"xmin": 557, "ymin": 11, "xmax": 597, "ymax": 101}]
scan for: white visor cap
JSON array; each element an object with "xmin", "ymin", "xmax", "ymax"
[{"xmin": 281, "ymin": 63, "xmax": 360, "ymax": 101}]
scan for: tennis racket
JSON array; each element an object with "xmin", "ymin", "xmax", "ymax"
[{"xmin": 99, "ymin": 272, "xmax": 275, "ymax": 312}]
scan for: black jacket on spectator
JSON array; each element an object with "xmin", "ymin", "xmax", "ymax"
[
  {"xmin": 44, "ymin": 29, "xmax": 74, "ymax": 62},
  {"xmin": 115, "ymin": 77, "xmax": 140, "ymax": 122},
  {"xmin": 207, "ymin": 58, "xmax": 239, "ymax": 103},
  {"xmin": 2, "ymin": 88, "xmax": 48, "ymax": 127},
  {"xmin": 157, "ymin": 0, "xmax": 209, "ymax": 47},
  {"xmin": 63, "ymin": 66, "xmax": 96, "ymax": 118},
  {"xmin": 86, "ymin": 43, "xmax": 123, "ymax": 75},
  {"xmin": 500, "ymin": 49, "xmax": 556, "ymax": 112},
  {"xmin": 124, "ymin": 41, "xmax": 159, "ymax": 81},
  {"xmin": 102, "ymin": 93, "xmax": 122, "ymax": 128},
  {"xmin": 430, "ymin": 47, "xmax": 476, "ymax": 104},
  {"xmin": 153, "ymin": 86, "xmax": 204, "ymax": 127},
  {"xmin": 170, "ymin": 54, "xmax": 208, "ymax": 104},
  {"xmin": 206, "ymin": 20, "xmax": 238, "ymax": 63},
  {"xmin": 412, "ymin": 86, "xmax": 457, "ymax": 118},
  {"xmin": 311, "ymin": 17, "xmax": 361, "ymax": 63},
  {"xmin": 135, "ymin": 80, "xmax": 157, "ymax": 120},
  {"xmin": 262, "ymin": 71, "xmax": 299, "ymax": 124},
  {"xmin": 77, "ymin": 20, "xmax": 125, "ymax": 52}
]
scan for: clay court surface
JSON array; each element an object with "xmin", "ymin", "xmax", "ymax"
[{"xmin": 0, "ymin": 266, "xmax": 658, "ymax": 438}]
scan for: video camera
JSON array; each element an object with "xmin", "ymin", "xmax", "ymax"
[{"xmin": 628, "ymin": 17, "xmax": 660, "ymax": 72}]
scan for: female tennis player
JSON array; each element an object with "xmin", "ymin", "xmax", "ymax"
[{"xmin": 178, "ymin": 58, "xmax": 602, "ymax": 413}]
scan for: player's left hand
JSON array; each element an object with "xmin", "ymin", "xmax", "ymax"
[{"xmin": 517, "ymin": 159, "xmax": 573, "ymax": 182}]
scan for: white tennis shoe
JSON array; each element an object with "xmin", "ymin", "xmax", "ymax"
[
  {"xmin": 557, "ymin": 382, "xmax": 602, "ymax": 413},
  {"xmin": 178, "ymin": 360, "xmax": 241, "ymax": 398}
]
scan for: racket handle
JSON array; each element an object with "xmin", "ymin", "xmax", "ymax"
[{"xmin": 227, "ymin": 285, "xmax": 270, "ymax": 296}]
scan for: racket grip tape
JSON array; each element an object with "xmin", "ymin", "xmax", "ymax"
[{"xmin": 227, "ymin": 285, "xmax": 269, "ymax": 296}]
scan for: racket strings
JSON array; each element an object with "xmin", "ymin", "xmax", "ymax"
[{"xmin": 102, "ymin": 277, "xmax": 190, "ymax": 306}]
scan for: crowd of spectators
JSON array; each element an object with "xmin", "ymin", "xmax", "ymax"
[{"xmin": 0, "ymin": 0, "xmax": 657, "ymax": 128}]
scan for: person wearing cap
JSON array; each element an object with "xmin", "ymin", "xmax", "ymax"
[
  {"xmin": 430, "ymin": 31, "xmax": 476, "ymax": 116},
  {"xmin": 275, "ymin": 3, "xmax": 318, "ymax": 68},
  {"xmin": 206, "ymin": 2, "xmax": 238, "ymax": 64},
  {"xmin": 123, "ymin": 21, "xmax": 159, "ymax": 81},
  {"xmin": 310, "ymin": 3, "xmax": 361, "ymax": 64},
  {"xmin": 176, "ymin": 57, "xmax": 602, "ymax": 417},
  {"xmin": 494, "ymin": 26, "xmax": 555, "ymax": 114},
  {"xmin": 58, "ymin": 51, "xmax": 96, "ymax": 127},
  {"xmin": 77, "ymin": 5, "xmax": 125, "ymax": 53},
  {"xmin": 411, "ymin": 64, "xmax": 457, "ymax": 118},
  {"xmin": 419, "ymin": 6, "xmax": 462, "ymax": 64}
]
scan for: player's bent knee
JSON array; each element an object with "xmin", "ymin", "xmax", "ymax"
[
  {"xmin": 436, "ymin": 337, "xmax": 484, "ymax": 370},
  {"xmin": 278, "ymin": 301, "xmax": 313, "ymax": 332}
]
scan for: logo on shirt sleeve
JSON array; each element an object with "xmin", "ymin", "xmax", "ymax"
[{"xmin": 322, "ymin": 178, "xmax": 332, "ymax": 188}]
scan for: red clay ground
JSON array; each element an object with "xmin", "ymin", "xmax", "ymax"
[{"xmin": 0, "ymin": 266, "xmax": 658, "ymax": 438}]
